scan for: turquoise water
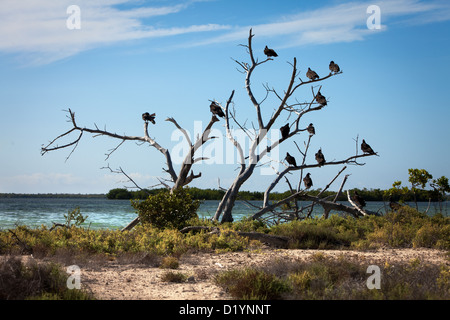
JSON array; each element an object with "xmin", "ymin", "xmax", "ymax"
[{"xmin": 0, "ymin": 197, "xmax": 446, "ymax": 230}]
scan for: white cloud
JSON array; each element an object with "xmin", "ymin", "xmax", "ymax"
[
  {"xmin": 181, "ymin": 0, "xmax": 450, "ymax": 49},
  {"xmin": 0, "ymin": 0, "xmax": 230, "ymax": 65},
  {"xmin": 0, "ymin": 0, "xmax": 448, "ymax": 65}
]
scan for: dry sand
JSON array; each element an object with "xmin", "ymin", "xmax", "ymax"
[{"xmin": 74, "ymin": 248, "xmax": 448, "ymax": 300}]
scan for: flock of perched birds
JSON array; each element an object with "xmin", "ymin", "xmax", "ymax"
[
  {"xmin": 142, "ymin": 45, "xmax": 375, "ymax": 201},
  {"xmin": 285, "ymin": 136, "xmax": 376, "ymax": 191}
]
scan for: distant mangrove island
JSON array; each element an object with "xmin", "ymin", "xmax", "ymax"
[{"xmin": 1, "ymin": 187, "xmax": 448, "ymax": 203}]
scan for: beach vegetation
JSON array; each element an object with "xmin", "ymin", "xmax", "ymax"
[
  {"xmin": 1, "ymin": 206, "xmax": 448, "ymax": 258},
  {"xmin": 0, "ymin": 256, "xmax": 93, "ymax": 300},
  {"xmin": 131, "ymin": 188, "xmax": 200, "ymax": 230},
  {"xmin": 214, "ymin": 253, "xmax": 449, "ymax": 300},
  {"xmin": 0, "ymin": 205, "xmax": 449, "ymax": 300}
]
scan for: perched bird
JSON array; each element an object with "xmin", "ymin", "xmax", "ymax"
[
  {"xmin": 280, "ymin": 123, "xmax": 290, "ymax": 140},
  {"xmin": 142, "ymin": 112, "xmax": 156, "ymax": 124},
  {"xmin": 307, "ymin": 123, "xmax": 315, "ymax": 135},
  {"xmin": 329, "ymin": 61, "xmax": 340, "ymax": 73},
  {"xmin": 315, "ymin": 148, "xmax": 325, "ymax": 166},
  {"xmin": 285, "ymin": 152, "xmax": 297, "ymax": 167},
  {"xmin": 306, "ymin": 67, "xmax": 319, "ymax": 80},
  {"xmin": 389, "ymin": 197, "xmax": 402, "ymax": 211},
  {"xmin": 315, "ymin": 91, "xmax": 327, "ymax": 106},
  {"xmin": 361, "ymin": 139, "xmax": 376, "ymax": 155},
  {"xmin": 264, "ymin": 46, "xmax": 278, "ymax": 57},
  {"xmin": 210, "ymin": 102, "xmax": 225, "ymax": 118},
  {"xmin": 352, "ymin": 191, "xmax": 366, "ymax": 208},
  {"xmin": 303, "ymin": 173, "xmax": 313, "ymax": 189}
]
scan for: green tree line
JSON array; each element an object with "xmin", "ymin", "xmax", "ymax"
[{"xmin": 105, "ymin": 187, "xmax": 448, "ymax": 202}]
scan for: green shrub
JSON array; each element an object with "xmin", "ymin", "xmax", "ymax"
[
  {"xmin": 64, "ymin": 207, "xmax": 88, "ymax": 227},
  {"xmin": 160, "ymin": 256, "xmax": 179, "ymax": 269},
  {"xmin": 270, "ymin": 219, "xmax": 351, "ymax": 249},
  {"xmin": 132, "ymin": 188, "xmax": 200, "ymax": 230},
  {"xmin": 215, "ymin": 268, "xmax": 291, "ymax": 300},
  {"xmin": 0, "ymin": 256, "xmax": 92, "ymax": 300},
  {"xmin": 161, "ymin": 271, "xmax": 187, "ymax": 283}
]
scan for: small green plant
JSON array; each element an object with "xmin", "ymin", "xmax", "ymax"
[
  {"xmin": 132, "ymin": 188, "xmax": 200, "ymax": 230},
  {"xmin": 64, "ymin": 207, "xmax": 88, "ymax": 227},
  {"xmin": 161, "ymin": 271, "xmax": 187, "ymax": 283},
  {"xmin": 214, "ymin": 268, "xmax": 290, "ymax": 300},
  {"xmin": 160, "ymin": 256, "xmax": 179, "ymax": 269}
]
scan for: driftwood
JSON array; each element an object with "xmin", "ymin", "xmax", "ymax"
[
  {"xmin": 49, "ymin": 222, "xmax": 67, "ymax": 231},
  {"xmin": 8, "ymin": 229, "xmax": 33, "ymax": 254},
  {"xmin": 180, "ymin": 226, "xmax": 290, "ymax": 248},
  {"xmin": 346, "ymin": 190, "xmax": 380, "ymax": 217}
]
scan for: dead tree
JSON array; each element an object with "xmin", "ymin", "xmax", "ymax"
[
  {"xmin": 213, "ymin": 29, "xmax": 378, "ymax": 223},
  {"xmin": 41, "ymin": 108, "xmax": 221, "ymax": 230}
]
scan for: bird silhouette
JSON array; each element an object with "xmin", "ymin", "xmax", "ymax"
[
  {"xmin": 315, "ymin": 91, "xmax": 327, "ymax": 106},
  {"xmin": 285, "ymin": 152, "xmax": 297, "ymax": 167},
  {"xmin": 388, "ymin": 196, "xmax": 402, "ymax": 211},
  {"xmin": 352, "ymin": 191, "xmax": 366, "ymax": 208},
  {"xmin": 303, "ymin": 173, "xmax": 313, "ymax": 189},
  {"xmin": 280, "ymin": 124, "xmax": 290, "ymax": 140},
  {"xmin": 315, "ymin": 148, "xmax": 325, "ymax": 166},
  {"xmin": 142, "ymin": 112, "xmax": 156, "ymax": 124},
  {"xmin": 329, "ymin": 61, "xmax": 340, "ymax": 73},
  {"xmin": 264, "ymin": 46, "xmax": 278, "ymax": 57},
  {"xmin": 306, "ymin": 67, "xmax": 319, "ymax": 80},
  {"xmin": 307, "ymin": 123, "xmax": 315, "ymax": 135},
  {"xmin": 210, "ymin": 102, "xmax": 225, "ymax": 118},
  {"xmin": 361, "ymin": 139, "xmax": 376, "ymax": 155}
]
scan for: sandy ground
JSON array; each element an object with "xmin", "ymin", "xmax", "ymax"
[{"xmin": 73, "ymin": 248, "xmax": 448, "ymax": 300}]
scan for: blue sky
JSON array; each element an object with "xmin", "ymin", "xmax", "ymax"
[{"xmin": 0, "ymin": 0, "xmax": 449, "ymax": 194}]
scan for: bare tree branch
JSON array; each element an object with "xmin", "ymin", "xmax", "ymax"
[{"xmin": 166, "ymin": 117, "xmax": 192, "ymax": 146}]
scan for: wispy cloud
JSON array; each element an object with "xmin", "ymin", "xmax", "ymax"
[
  {"xmin": 0, "ymin": 0, "xmax": 230, "ymax": 65},
  {"xmin": 0, "ymin": 0, "xmax": 448, "ymax": 65},
  {"xmin": 181, "ymin": 0, "xmax": 450, "ymax": 48}
]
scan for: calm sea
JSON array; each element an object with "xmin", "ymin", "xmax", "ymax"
[{"xmin": 0, "ymin": 197, "xmax": 446, "ymax": 230}]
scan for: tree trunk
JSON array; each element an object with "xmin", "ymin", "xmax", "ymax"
[{"xmin": 214, "ymin": 164, "xmax": 256, "ymax": 222}]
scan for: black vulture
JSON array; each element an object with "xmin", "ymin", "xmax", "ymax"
[
  {"xmin": 280, "ymin": 123, "xmax": 290, "ymax": 140},
  {"xmin": 329, "ymin": 61, "xmax": 340, "ymax": 73},
  {"xmin": 306, "ymin": 67, "xmax": 319, "ymax": 80},
  {"xmin": 361, "ymin": 139, "xmax": 376, "ymax": 155},
  {"xmin": 389, "ymin": 197, "xmax": 402, "ymax": 211},
  {"xmin": 285, "ymin": 152, "xmax": 297, "ymax": 167},
  {"xmin": 352, "ymin": 191, "xmax": 366, "ymax": 208},
  {"xmin": 303, "ymin": 173, "xmax": 313, "ymax": 189},
  {"xmin": 315, "ymin": 148, "xmax": 325, "ymax": 166},
  {"xmin": 264, "ymin": 46, "xmax": 278, "ymax": 57},
  {"xmin": 142, "ymin": 112, "xmax": 156, "ymax": 124},
  {"xmin": 315, "ymin": 91, "xmax": 327, "ymax": 106},
  {"xmin": 210, "ymin": 102, "xmax": 225, "ymax": 118},
  {"xmin": 307, "ymin": 123, "xmax": 315, "ymax": 135}
]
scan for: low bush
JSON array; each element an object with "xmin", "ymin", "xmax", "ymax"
[
  {"xmin": 0, "ymin": 256, "xmax": 93, "ymax": 300},
  {"xmin": 132, "ymin": 188, "xmax": 200, "ymax": 230},
  {"xmin": 160, "ymin": 256, "xmax": 179, "ymax": 269},
  {"xmin": 161, "ymin": 271, "xmax": 187, "ymax": 283},
  {"xmin": 214, "ymin": 268, "xmax": 291, "ymax": 300}
]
